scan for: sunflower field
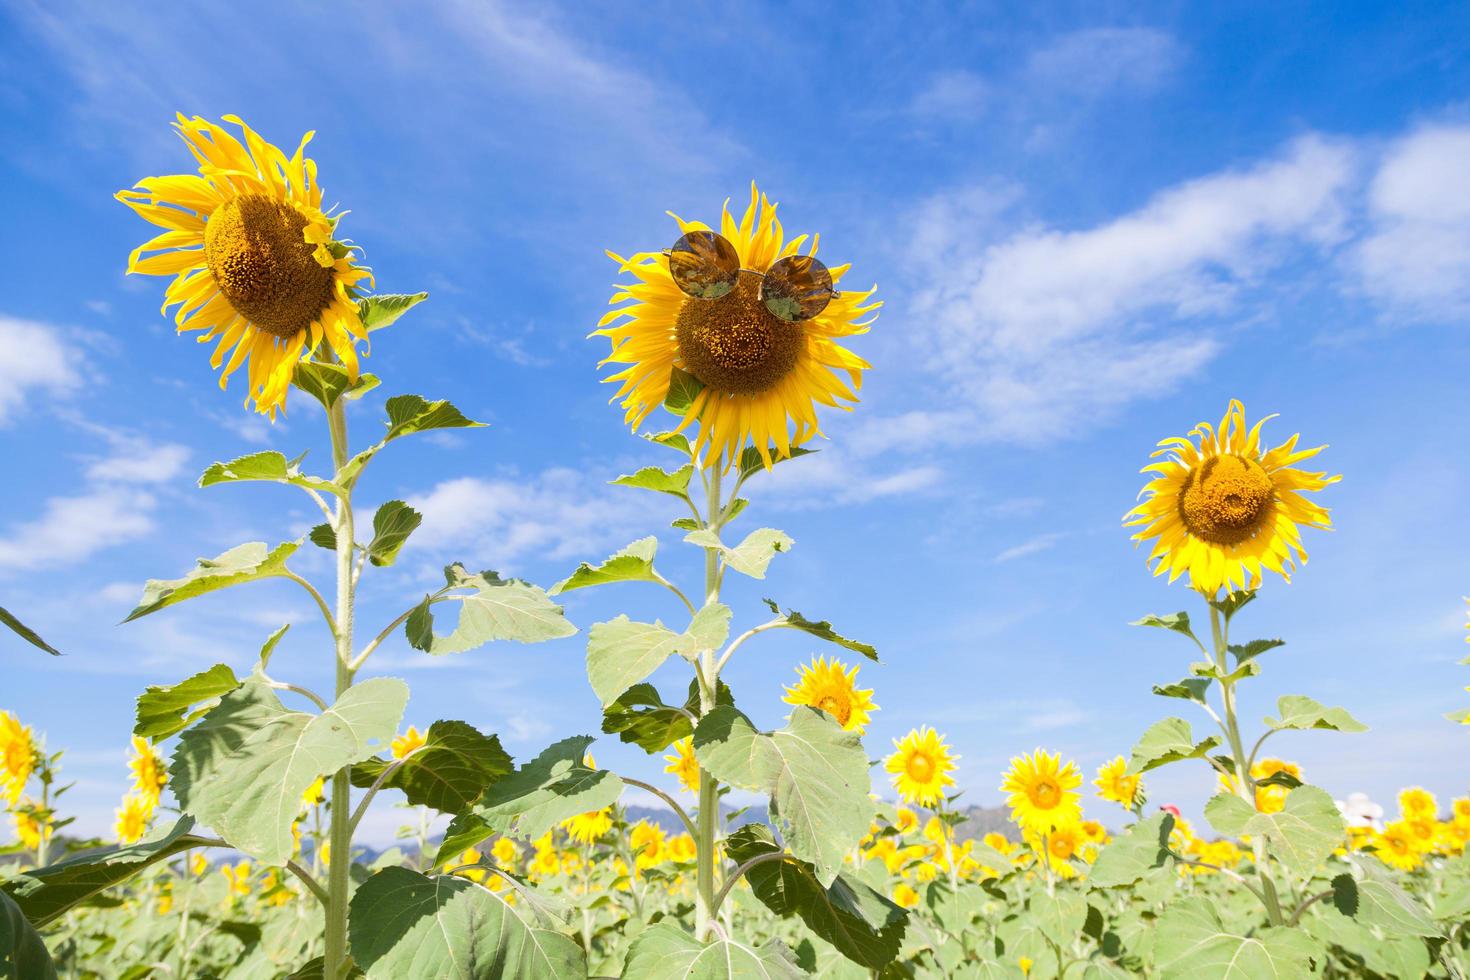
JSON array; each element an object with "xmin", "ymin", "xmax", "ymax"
[{"xmin": 1, "ymin": 111, "xmax": 1468, "ymax": 980}]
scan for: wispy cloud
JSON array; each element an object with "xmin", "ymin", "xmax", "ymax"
[
  {"xmin": 0, "ymin": 316, "xmax": 81, "ymax": 425},
  {"xmin": 1024, "ymin": 27, "xmax": 1184, "ymax": 97},
  {"xmin": 994, "ymin": 532, "xmax": 1067, "ymax": 563}
]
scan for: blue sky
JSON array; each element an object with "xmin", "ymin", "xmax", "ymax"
[{"xmin": 1, "ymin": 1, "xmax": 1467, "ymax": 842}]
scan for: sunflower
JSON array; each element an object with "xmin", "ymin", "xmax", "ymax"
[
  {"xmin": 630, "ymin": 819, "xmax": 666, "ymax": 870},
  {"xmin": 492, "ymin": 837, "xmax": 520, "ymax": 867},
  {"xmin": 595, "ymin": 184, "xmax": 880, "ymax": 470},
  {"xmin": 128, "ymin": 735, "xmax": 168, "ymax": 806},
  {"xmin": 892, "ymin": 882, "xmax": 920, "ymax": 909},
  {"xmin": 1374, "ymin": 820, "xmax": 1426, "ymax": 872},
  {"xmin": 449, "ymin": 847, "xmax": 488, "ymax": 883},
  {"xmin": 1399, "ymin": 787, "xmax": 1438, "ymax": 820},
  {"xmin": 13, "ymin": 806, "xmax": 47, "ymax": 851},
  {"xmin": 663, "ymin": 736, "xmax": 700, "ymax": 794},
  {"xmin": 116, "ymin": 114, "xmax": 373, "ymax": 418},
  {"xmin": 782, "ymin": 656, "xmax": 878, "ymax": 734},
  {"xmin": 884, "ymin": 727, "xmax": 957, "ymax": 807},
  {"xmin": 1026, "ymin": 821, "xmax": 1084, "ymax": 879},
  {"xmin": 1219, "ymin": 758, "xmax": 1301, "ymax": 814},
  {"xmin": 1002, "ymin": 749, "xmax": 1082, "ymax": 834},
  {"xmin": 221, "ymin": 861, "xmax": 253, "ymax": 898},
  {"xmin": 893, "ymin": 808, "xmax": 918, "ymax": 835},
  {"xmin": 1125, "ymin": 400, "xmax": 1339, "ymax": 594},
  {"xmin": 302, "ymin": 775, "xmax": 326, "ymax": 807},
  {"xmin": 562, "ymin": 807, "xmax": 613, "ymax": 845},
  {"xmin": 666, "ymin": 832, "xmax": 697, "ymax": 863},
  {"xmin": 1094, "ymin": 756, "xmax": 1141, "ymax": 809},
  {"xmin": 114, "ymin": 793, "xmax": 153, "ymax": 844},
  {"xmin": 391, "ymin": 725, "xmax": 426, "ymax": 760},
  {"xmin": 0, "ymin": 711, "xmax": 35, "ymax": 805}
]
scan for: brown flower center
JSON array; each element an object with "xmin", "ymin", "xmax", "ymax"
[
  {"xmin": 1033, "ymin": 779, "xmax": 1060, "ymax": 809},
  {"xmin": 1178, "ymin": 454, "xmax": 1275, "ymax": 545},
  {"xmin": 676, "ymin": 270, "xmax": 803, "ymax": 395},
  {"xmin": 816, "ymin": 693, "xmax": 851, "ymax": 726},
  {"xmin": 204, "ymin": 193, "xmax": 334, "ymax": 339}
]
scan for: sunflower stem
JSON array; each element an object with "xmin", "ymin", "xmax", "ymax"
[
  {"xmin": 1209, "ymin": 600, "xmax": 1286, "ymax": 926},
  {"xmin": 323, "ymin": 393, "xmax": 357, "ymax": 979},
  {"xmin": 694, "ymin": 458, "xmax": 723, "ymax": 942}
]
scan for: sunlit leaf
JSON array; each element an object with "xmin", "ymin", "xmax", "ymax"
[{"xmin": 124, "ymin": 541, "xmax": 300, "ymax": 622}]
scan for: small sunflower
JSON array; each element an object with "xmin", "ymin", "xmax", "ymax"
[
  {"xmin": 391, "ymin": 725, "xmax": 426, "ymax": 760},
  {"xmin": 492, "ymin": 837, "xmax": 520, "ymax": 867},
  {"xmin": 302, "ymin": 775, "xmax": 326, "ymax": 807},
  {"xmin": 1026, "ymin": 821, "xmax": 1084, "ymax": 879},
  {"xmin": 630, "ymin": 819, "xmax": 666, "ymax": 870},
  {"xmin": 884, "ymin": 727, "xmax": 957, "ymax": 807},
  {"xmin": 561, "ymin": 807, "xmax": 613, "ymax": 845},
  {"xmin": 13, "ymin": 806, "xmax": 47, "ymax": 851},
  {"xmin": 1399, "ymin": 787, "xmax": 1438, "ymax": 820},
  {"xmin": 1125, "ymin": 400, "xmax": 1339, "ymax": 594},
  {"xmin": 1374, "ymin": 820, "xmax": 1426, "ymax": 872},
  {"xmin": 1094, "ymin": 756, "xmax": 1141, "ymax": 809},
  {"xmin": 0, "ymin": 711, "xmax": 35, "ymax": 805},
  {"xmin": 782, "ymin": 656, "xmax": 877, "ymax": 733},
  {"xmin": 114, "ymin": 793, "xmax": 153, "ymax": 844},
  {"xmin": 892, "ymin": 882, "xmax": 920, "ymax": 909},
  {"xmin": 116, "ymin": 114, "xmax": 374, "ymax": 418},
  {"xmin": 1002, "ymin": 749, "xmax": 1082, "ymax": 834},
  {"xmin": 893, "ymin": 807, "xmax": 918, "ymax": 835},
  {"xmin": 663, "ymin": 736, "xmax": 700, "ymax": 794},
  {"xmin": 595, "ymin": 184, "xmax": 880, "ymax": 470},
  {"xmin": 128, "ymin": 735, "xmax": 168, "ymax": 806}
]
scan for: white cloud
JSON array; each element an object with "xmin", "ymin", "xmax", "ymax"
[
  {"xmin": 994, "ymin": 532, "xmax": 1067, "ymax": 563},
  {"xmin": 1355, "ymin": 123, "xmax": 1470, "ymax": 320},
  {"xmin": 0, "ymin": 488, "xmax": 157, "ymax": 570},
  {"xmin": 909, "ymin": 135, "xmax": 1356, "ymax": 442},
  {"xmin": 0, "ymin": 316, "xmax": 80, "ymax": 425},
  {"xmin": 1025, "ymin": 27, "xmax": 1183, "ymax": 96},
  {"xmin": 749, "ymin": 451, "xmax": 944, "ymax": 509},
  {"xmin": 86, "ymin": 441, "xmax": 190, "ymax": 484},
  {"xmin": 909, "ymin": 70, "xmax": 988, "ymax": 121}
]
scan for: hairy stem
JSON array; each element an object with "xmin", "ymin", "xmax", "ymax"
[
  {"xmin": 323, "ymin": 394, "xmax": 357, "ymax": 979},
  {"xmin": 693, "ymin": 460, "xmax": 723, "ymax": 942}
]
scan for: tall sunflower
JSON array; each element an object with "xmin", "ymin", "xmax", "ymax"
[
  {"xmin": 595, "ymin": 184, "xmax": 880, "ymax": 469},
  {"xmin": 782, "ymin": 655, "xmax": 877, "ymax": 734},
  {"xmin": 0, "ymin": 711, "xmax": 35, "ymax": 806},
  {"xmin": 1001, "ymin": 749, "xmax": 1082, "ymax": 834},
  {"xmin": 884, "ymin": 727, "xmax": 957, "ymax": 807},
  {"xmin": 116, "ymin": 114, "xmax": 373, "ymax": 418},
  {"xmin": 1125, "ymin": 400, "xmax": 1339, "ymax": 595},
  {"xmin": 127, "ymin": 735, "xmax": 168, "ymax": 807}
]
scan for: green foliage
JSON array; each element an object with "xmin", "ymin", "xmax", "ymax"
[
  {"xmin": 1264, "ymin": 695, "xmax": 1368, "ymax": 733},
  {"xmin": 406, "ymin": 564, "xmax": 576, "ymax": 655},
  {"xmin": 198, "ymin": 451, "xmax": 340, "ymax": 496},
  {"xmin": 0, "ymin": 607, "xmax": 59, "ymax": 656},
  {"xmin": 292, "ymin": 361, "xmax": 379, "ymax": 410},
  {"xmin": 133, "ymin": 663, "xmax": 240, "ymax": 742},
  {"xmin": 0, "ymin": 888, "xmax": 56, "ymax": 979},
  {"xmin": 358, "ymin": 292, "xmax": 429, "ymax": 332},
  {"xmin": 1240, "ymin": 785, "xmax": 1344, "ymax": 877},
  {"xmin": 551, "ymin": 537, "xmax": 660, "ymax": 594},
  {"xmin": 620, "ymin": 921, "xmax": 804, "ymax": 979},
  {"xmin": 1126, "ymin": 717, "xmax": 1220, "ymax": 775},
  {"xmin": 348, "ymin": 866, "xmax": 583, "ymax": 979},
  {"xmin": 663, "ymin": 366, "xmax": 704, "ymax": 414},
  {"xmin": 350, "ymin": 720, "xmax": 511, "ymax": 815},
  {"xmin": 1154, "ymin": 898, "xmax": 1317, "ymax": 978},
  {"xmin": 170, "ymin": 678, "xmax": 408, "ymax": 864},
  {"xmin": 124, "ymin": 541, "xmax": 300, "ymax": 622},
  {"xmin": 601, "ymin": 679, "xmax": 731, "ymax": 754},
  {"xmin": 365, "ymin": 500, "xmax": 422, "ymax": 567},
  {"xmin": 694, "ymin": 707, "xmax": 873, "ymax": 884},
  {"xmin": 761, "ymin": 600, "xmax": 879, "ymax": 662},
  {"xmin": 611, "ymin": 464, "xmax": 695, "ymax": 497},
  {"xmin": 1087, "ymin": 812, "xmax": 1175, "ymax": 888},
  {"xmin": 1129, "ymin": 611, "xmax": 1199, "ymax": 645},
  {"xmin": 586, "ymin": 604, "xmax": 731, "ymax": 707},
  {"xmin": 684, "ymin": 527, "xmax": 793, "ymax": 579}
]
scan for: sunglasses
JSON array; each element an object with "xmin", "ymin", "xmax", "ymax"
[{"xmin": 665, "ymin": 230, "xmax": 838, "ymax": 322}]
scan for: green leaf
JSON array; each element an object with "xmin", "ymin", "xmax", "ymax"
[
  {"xmin": 1031, "ymin": 891, "xmax": 1088, "ymax": 951},
  {"xmin": 1242, "ymin": 785, "xmax": 1344, "ymax": 877},
  {"xmin": 0, "ymin": 889, "xmax": 56, "ymax": 979},
  {"xmin": 438, "ymin": 736, "xmax": 622, "ymax": 858},
  {"xmin": 761, "ymin": 600, "xmax": 879, "ymax": 663},
  {"xmin": 0, "ymin": 607, "xmax": 60, "ymax": 656},
  {"xmin": 170, "ymin": 677, "xmax": 408, "ymax": 865},
  {"xmin": 365, "ymin": 501, "xmax": 422, "ymax": 567},
  {"xmin": 124, "ymin": 541, "xmax": 300, "ymax": 622},
  {"xmin": 1151, "ymin": 678, "xmax": 1212, "ymax": 704},
  {"xmin": 686, "ymin": 528, "xmax": 793, "ymax": 580},
  {"xmin": 1154, "ymin": 897, "xmax": 1317, "ymax": 979},
  {"xmin": 1351, "ymin": 859, "xmax": 1440, "ymax": 937},
  {"xmin": 134, "ymin": 663, "xmax": 241, "ymax": 742},
  {"xmin": 645, "ymin": 431, "xmax": 692, "ymax": 455},
  {"xmin": 1126, "ymin": 717, "xmax": 1221, "ymax": 775},
  {"xmin": 1331, "ymin": 873, "xmax": 1358, "ymax": 917},
  {"xmin": 349, "ymin": 866, "xmax": 582, "ymax": 979},
  {"xmin": 601, "ymin": 680, "xmax": 731, "ymax": 754},
  {"xmin": 620, "ymin": 921, "xmax": 804, "ymax": 979},
  {"xmin": 1209, "ymin": 589, "xmax": 1257, "ymax": 620},
  {"xmin": 1229, "ymin": 638, "xmax": 1284, "ymax": 664},
  {"xmin": 291, "ymin": 361, "xmax": 378, "ymax": 411},
  {"xmin": 737, "ymin": 444, "xmax": 816, "ymax": 480},
  {"xmin": 1265, "ymin": 695, "xmax": 1368, "ymax": 733},
  {"xmin": 664, "ymin": 366, "xmax": 704, "ymax": 414},
  {"xmin": 407, "ymin": 565, "xmax": 576, "ymax": 655},
  {"xmin": 308, "ymin": 523, "xmax": 336, "ymax": 551},
  {"xmin": 585, "ymin": 605, "xmax": 730, "ymax": 708},
  {"xmin": 725, "ymin": 824, "xmax": 907, "ymax": 971},
  {"xmin": 694, "ymin": 706, "xmax": 872, "ymax": 884},
  {"xmin": 1087, "ymin": 813, "xmax": 1175, "ymax": 888},
  {"xmin": 1203, "ymin": 793, "xmax": 1255, "ymax": 838},
  {"xmin": 611, "ymin": 464, "xmax": 694, "ymax": 497},
  {"xmin": 350, "ymin": 720, "xmax": 512, "ymax": 815},
  {"xmin": 199, "ymin": 451, "xmax": 340, "ymax": 496},
  {"xmin": 358, "ymin": 292, "xmax": 428, "ymax": 332},
  {"xmin": 551, "ymin": 537, "xmax": 659, "ymax": 595},
  {"xmin": 1, "ymin": 817, "xmax": 213, "ymax": 928},
  {"xmin": 256, "ymin": 624, "xmax": 291, "ymax": 672},
  {"xmin": 1130, "ymin": 611, "xmax": 1200, "ymax": 644},
  {"xmin": 384, "ymin": 395, "xmax": 480, "ymax": 441}
]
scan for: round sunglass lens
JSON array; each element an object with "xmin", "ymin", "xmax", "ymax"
[
  {"xmin": 668, "ymin": 231, "xmax": 739, "ymax": 300},
  {"xmin": 760, "ymin": 254, "xmax": 835, "ymax": 321}
]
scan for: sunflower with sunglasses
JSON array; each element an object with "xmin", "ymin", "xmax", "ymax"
[{"xmin": 595, "ymin": 184, "xmax": 880, "ymax": 470}]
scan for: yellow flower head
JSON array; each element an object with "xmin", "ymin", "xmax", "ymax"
[
  {"xmin": 128, "ymin": 736, "xmax": 168, "ymax": 806},
  {"xmin": 114, "ymin": 793, "xmax": 154, "ymax": 844},
  {"xmin": 561, "ymin": 807, "xmax": 613, "ymax": 845},
  {"xmin": 923, "ymin": 816, "xmax": 950, "ymax": 845},
  {"xmin": 1374, "ymin": 820, "xmax": 1427, "ymax": 872},
  {"xmin": 666, "ymin": 832, "xmax": 698, "ymax": 863},
  {"xmin": 1027, "ymin": 821, "xmax": 1084, "ymax": 879},
  {"xmin": 1220, "ymin": 758, "xmax": 1302, "ymax": 814},
  {"xmin": 302, "ymin": 775, "xmax": 326, "ymax": 807},
  {"xmin": 0, "ymin": 711, "xmax": 36, "ymax": 806},
  {"xmin": 391, "ymin": 725, "xmax": 426, "ymax": 760},
  {"xmin": 1002, "ymin": 749, "xmax": 1083, "ymax": 834},
  {"xmin": 783, "ymin": 656, "xmax": 878, "ymax": 734},
  {"xmin": 630, "ymin": 819, "xmax": 666, "ymax": 869},
  {"xmin": 663, "ymin": 736, "xmax": 700, "ymax": 794},
  {"xmin": 450, "ymin": 847, "xmax": 488, "ymax": 883},
  {"xmin": 115, "ymin": 115, "xmax": 374, "ymax": 418},
  {"xmin": 892, "ymin": 882, "xmax": 920, "ymax": 909},
  {"xmin": 190, "ymin": 853, "xmax": 209, "ymax": 876},
  {"xmin": 1399, "ymin": 787, "xmax": 1438, "ymax": 820},
  {"xmin": 1125, "ymin": 401, "xmax": 1339, "ymax": 594},
  {"xmin": 13, "ymin": 807, "xmax": 48, "ymax": 851},
  {"xmin": 894, "ymin": 808, "xmax": 918, "ymax": 835},
  {"xmin": 884, "ymin": 727, "xmax": 957, "ymax": 808},
  {"xmin": 983, "ymin": 832, "xmax": 1014, "ymax": 855},
  {"xmin": 1094, "ymin": 756, "xmax": 1141, "ymax": 809},
  {"xmin": 221, "ymin": 861, "xmax": 253, "ymax": 897},
  {"xmin": 531, "ymin": 845, "xmax": 562, "ymax": 879},
  {"xmin": 595, "ymin": 183, "xmax": 880, "ymax": 470}
]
